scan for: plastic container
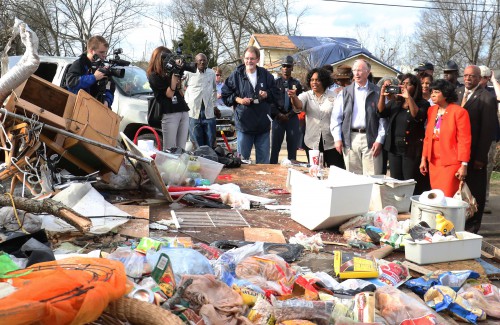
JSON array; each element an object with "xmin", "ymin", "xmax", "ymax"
[
  {"xmin": 369, "ymin": 176, "xmax": 416, "ymax": 213},
  {"xmin": 288, "ymin": 166, "xmax": 374, "ymax": 230},
  {"xmin": 410, "ymin": 196, "xmax": 468, "ymax": 231},
  {"xmin": 155, "ymin": 152, "xmax": 223, "ymax": 185},
  {"xmin": 404, "ymin": 231, "xmax": 482, "ymax": 264}
]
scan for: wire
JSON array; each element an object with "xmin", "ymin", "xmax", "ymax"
[
  {"xmin": 5, "ymin": 192, "xmax": 29, "ymax": 234},
  {"xmin": 322, "ymin": 0, "xmax": 500, "ymax": 13}
]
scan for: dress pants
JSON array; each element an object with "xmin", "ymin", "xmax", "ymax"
[{"xmin": 343, "ymin": 132, "xmax": 382, "ymax": 175}]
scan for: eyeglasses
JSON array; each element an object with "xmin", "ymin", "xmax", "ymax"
[{"xmin": 244, "ymin": 57, "xmax": 257, "ymax": 61}]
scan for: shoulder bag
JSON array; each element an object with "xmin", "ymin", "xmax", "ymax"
[{"xmin": 147, "ymin": 96, "xmax": 162, "ymax": 128}]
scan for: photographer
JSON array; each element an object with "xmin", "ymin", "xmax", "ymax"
[
  {"xmin": 66, "ymin": 35, "xmax": 114, "ymax": 107},
  {"xmin": 147, "ymin": 46, "xmax": 189, "ymax": 150},
  {"xmin": 377, "ymin": 73, "xmax": 430, "ymax": 195}
]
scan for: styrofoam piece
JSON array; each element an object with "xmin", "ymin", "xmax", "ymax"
[
  {"xmin": 404, "ymin": 231, "xmax": 482, "ymax": 265},
  {"xmin": 289, "ymin": 166, "xmax": 374, "ymax": 230},
  {"xmin": 369, "ymin": 175, "xmax": 416, "ymax": 212}
]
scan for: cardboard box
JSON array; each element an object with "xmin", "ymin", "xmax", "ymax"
[
  {"xmin": 288, "ymin": 167, "xmax": 373, "ymax": 230},
  {"xmin": 404, "ymin": 231, "xmax": 482, "ymax": 265},
  {"xmin": 369, "ymin": 176, "xmax": 416, "ymax": 213}
]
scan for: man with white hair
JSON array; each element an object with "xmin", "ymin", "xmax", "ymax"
[{"xmin": 330, "ymin": 59, "xmax": 386, "ymax": 175}]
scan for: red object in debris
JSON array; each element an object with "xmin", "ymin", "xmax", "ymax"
[
  {"xmin": 168, "ymin": 186, "xmax": 210, "ymax": 192},
  {"xmin": 220, "ymin": 130, "xmax": 232, "ymax": 154},
  {"xmin": 133, "ymin": 126, "xmax": 162, "ymax": 151},
  {"xmin": 269, "ymin": 188, "xmax": 290, "ymax": 195},
  {"xmin": 217, "ymin": 174, "xmax": 232, "ymax": 181}
]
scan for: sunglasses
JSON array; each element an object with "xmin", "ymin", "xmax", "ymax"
[
  {"xmin": 216, "ymin": 74, "xmax": 221, "ymax": 76},
  {"xmin": 282, "ymin": 64, "xmax": 292, "ymax": 68}
]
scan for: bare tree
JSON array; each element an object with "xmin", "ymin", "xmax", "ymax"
[
  {"xmin": 413, "ymin": 0, "xmax": 499, "ymax": 70},
  {"xmin": 166, "ymin": 0, "xmax": 308, "ymax": 66},
  {"xmin": 4, "ymin": 0, "xmax": 148, "ymax": 56}
]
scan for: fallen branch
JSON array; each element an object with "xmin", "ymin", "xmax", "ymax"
[{"xmin": 0, "ymin": 194, "xmax": 92, "ymax": 233}]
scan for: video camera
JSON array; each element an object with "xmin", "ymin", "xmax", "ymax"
[
  {"xmin": 92, "ymin": 48, "xmax": 129, "ymax": 79},
  {"xmin": 161, "ymin": 43, "xmax": 197, "ymax": 77}
]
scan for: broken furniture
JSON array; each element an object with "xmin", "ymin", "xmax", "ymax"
[{"xmin": 1, "ymin": 75, "xmax": 124, "ymax": 193}]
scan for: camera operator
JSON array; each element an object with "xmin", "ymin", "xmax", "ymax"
[
  {"xmin": 66, "ymin": 35, "xmax": 114, "ymax": 108},
  {"xmin": 147, "ymin": 46, "xmax": 189, "ymax": 150}
]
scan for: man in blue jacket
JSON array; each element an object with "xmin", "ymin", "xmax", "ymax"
[
  {"xmin": 66, "ymin": 35, "xmax": 114, "ymax": 107},
  {"xmin": 222, "ymin": 46, "xmax": 279, "ymax": 163}
]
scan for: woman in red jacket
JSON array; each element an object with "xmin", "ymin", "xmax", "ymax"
[{"xmin": 419, "ymin": 79, "xmax": 471, "ymax": 197}]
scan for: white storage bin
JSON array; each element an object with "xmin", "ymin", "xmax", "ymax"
[
  {"xmin": 369, "ymin": 176, "xmax": 416, "ymax": 213},
  {"xmin": 288, "ymin": 166, "xmax": 374, "ymax": 230},
  {"xmin": 404, "ymin": 231, "xmax": 482, "ymax": 265}
]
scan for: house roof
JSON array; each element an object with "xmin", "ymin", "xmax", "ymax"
[{"xmin": 251, "ymin": 34, "xmax": 297, "ymax": 50}]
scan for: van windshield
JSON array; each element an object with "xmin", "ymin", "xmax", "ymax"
[{"xmin": 113, "ymin": 66, "xmax": 152, "ymax": 96}]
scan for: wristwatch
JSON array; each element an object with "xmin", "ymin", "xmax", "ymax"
[{"xmin": 461, "ymin": 162, "xmax": 468, "ymax": 166}]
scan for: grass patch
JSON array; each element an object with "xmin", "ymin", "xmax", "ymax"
[{"xmin": 492, "ymin": 171, "xmax": 500, "ymax": 181}]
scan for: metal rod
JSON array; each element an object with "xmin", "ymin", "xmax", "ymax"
[{"xmin": 0, "ymin": 108, "xmax": 151, "ymax": 163}]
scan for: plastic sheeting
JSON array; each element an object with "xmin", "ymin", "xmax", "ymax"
[
  {"xmin": 292, "ymin": 43, "xmax": 372, "ymax": 70},
  {"xmin": 0, "ymin": 18, "xmax": 40, "ymax": 103}
]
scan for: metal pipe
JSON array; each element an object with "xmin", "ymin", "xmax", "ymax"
[{"xmin": 0, "ymin": 108, "xmax": 151, "ymax": 163}]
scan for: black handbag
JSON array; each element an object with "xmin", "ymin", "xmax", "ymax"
[{"xmin": 147, "ymin": 96, "xmax": 162, "ymax": 128}]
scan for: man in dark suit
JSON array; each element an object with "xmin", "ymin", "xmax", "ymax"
[{"xmin": 457, "ymin": 65, "xmax": 498, "ymax": 233}]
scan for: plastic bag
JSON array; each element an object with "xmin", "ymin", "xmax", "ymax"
[
  {"xmin": 453, "ymin": 181, "xmax": 478, "ymax": 219},
  {"xmin": 146, "ymin": 247, "xmax": 214, "ymax": 284},
  {"xmin": 107, "ymin": 246, "xmax": 148, "ymax": 278},
  {"xmin": 458, "ymin": 284, "xmax": 500, "ymax": 318},
  {"xmin": 405, "ymin": 270, "xmax": 480, "ymax": 296},
  {"xmin": 272, "ymin": 297, "xmax": 333, "ymax": 325},
  {"xmin": 235, "ymin": 254, "xmax": 296, "ymax": 295},
  {"xmin": 424, "ymin": 285, "xmax": 486, "ymax": 323},
  {"xmin": 213, "ymin": 242, "xmax": 265, "ymax": 287},
  {"xmin": 373, "ymin": 206, "xmax": 398, "ymax": 235},
  {"xmin": 376, "ymin": 286, "xmax": 443, "ymax": 325}
]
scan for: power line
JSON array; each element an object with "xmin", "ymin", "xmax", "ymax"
[{"xmin": 322, "ymin": 0, "xmax": 500, "ymax": 13}]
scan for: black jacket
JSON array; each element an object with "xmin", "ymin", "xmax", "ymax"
[
  {"xmin": 270, "ymin": 77, "xmax": 303, "ymax": 118},
  {"xmin": 221, "ymin": 64, "xmax": 279, "ymax": 134},
  {"xmin": 377, "ymin": 98, "xmax": 429, "ymax": 158}
]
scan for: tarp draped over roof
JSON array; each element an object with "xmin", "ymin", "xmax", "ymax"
[{"xmin": 288, "ymin": 35, "xmax": 376, "ymax": 70}]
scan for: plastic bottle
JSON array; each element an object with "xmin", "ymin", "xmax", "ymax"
[
  {"xmin": 435, "ymin": 214, "xmax": 455, "ymax": 236},
  {"xmin": 194, "ymin": 178, "xmax": 211, "ymax": 186}
]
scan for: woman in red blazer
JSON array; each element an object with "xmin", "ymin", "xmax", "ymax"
[{"xmin": 419, "ymin": 79, "xmax": 471, "ymax": 197}]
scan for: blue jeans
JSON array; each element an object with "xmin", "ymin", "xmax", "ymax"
[
  {"xmin": 237, "ymin": 131, "xmax": 270, "ymax": 164},
  {"xmin": 189, "ymin": 108, "xmax": 216, "ymax": 148},
  {"xmin": 270, "ymin": 114, "xmax": 299, "ymax": 164}
]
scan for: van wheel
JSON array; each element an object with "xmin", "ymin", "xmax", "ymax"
[{"xmin": 137, "ymin": 133, "xmax": 163, "ymax": 151}]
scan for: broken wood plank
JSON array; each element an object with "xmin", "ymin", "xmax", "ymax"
[
  {"xmin": 115, "ymin": 205, "xmax": 150, "ymax": 238},
  {"xmin": 244, "ymin": 228, "xmax": 286, "ymax": 243},
  {"xmin": 402, "ymin": 261, "xmax": 432, "ymax": 275},
  {"xmin": 481, "ymin": 240, "xmax": 500, "ymax": 262}
]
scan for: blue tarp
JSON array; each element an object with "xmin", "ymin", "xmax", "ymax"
[{"xmin": 290, "ymin": 42, "xmax": 375, "ymax": 70}]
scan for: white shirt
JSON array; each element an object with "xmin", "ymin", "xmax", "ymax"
[
  {"xmin": 183, "ymin": 68, "xmax": 217, "ymax": 119},
  {"xmin": 295, "ymin": 89, "xmax": 337, "ymax": 150},
  {"xmin": 330, "ymin": 87, "xmax": 386, "ymax": 145},
  {"xmin": 248, "ymin": 70, "xmax": 257, "ymax": 89},
  {"xmin": 351, "ymin": 81, "xmax": 368, "ymax": 129}
]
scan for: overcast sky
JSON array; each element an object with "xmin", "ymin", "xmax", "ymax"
[{"xmin": 119, "ymin": 0, "xmax": 425, "ymax": 61}]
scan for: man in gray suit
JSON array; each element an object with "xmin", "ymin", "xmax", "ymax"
[
  {"xmin": 457, "ymin": 65, "xmax": 497, "ymax": 233},
  {"xmin": 330, "ymin": 59, "xmax": 386, "ymax": 175}
]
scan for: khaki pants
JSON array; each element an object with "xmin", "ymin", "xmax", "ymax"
[{"xmin": 343, "ymin": 132, "xmax": 383, "ymax": 175}]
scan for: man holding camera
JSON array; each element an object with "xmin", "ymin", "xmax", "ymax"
[
  {"xmin": 270, "ymin": 56, "xmax": 303, "ymax": 164},
  {"xmin": 66, "ymin": 35, "xmax": 114, "ymax": 108},
  {"xmin": 183, "ymin": 53, "xmax": 221, "ymax": 148}
]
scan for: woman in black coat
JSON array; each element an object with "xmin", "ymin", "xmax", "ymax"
[{"xmin": 377, "ymin": 73, "xmax": 430, "ymax": 195}]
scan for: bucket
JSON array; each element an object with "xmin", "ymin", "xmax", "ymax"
[{"xmin": 410, "ymin": 195, "xmax": 468, "ymax": 231}]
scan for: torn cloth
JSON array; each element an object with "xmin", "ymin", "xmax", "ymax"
[{"xmin": 180, "ymin": 274, "xmax": 252, "ymax": 325}]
